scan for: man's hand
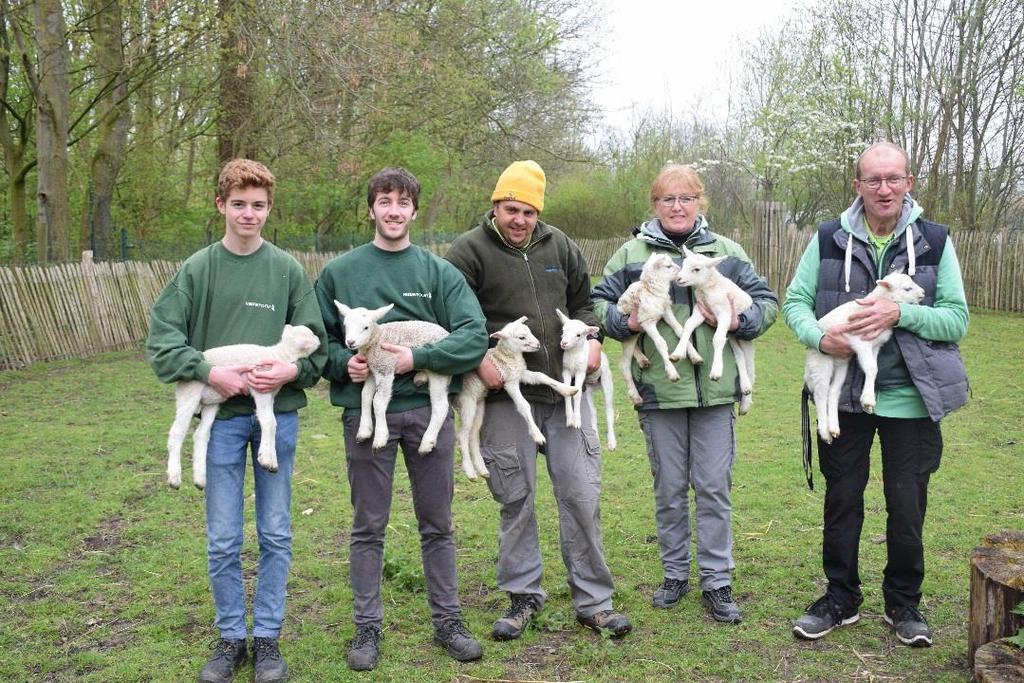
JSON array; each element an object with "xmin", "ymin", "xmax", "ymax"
[
  {"xmin": 207, "ymin": 365, "xmax": 252, "ymax": 399},
  {"xmin": 380, "ymin": 343, "xmax": 415, "ymax": 374},
  {"xmin": 819, "ymin": 326, "xmax": 854, "ymax": 358},
  {"xmin": 844, "ymin": 296, "xmax": 900, "ymax": 341},
  {"xmin": 248, "ymin": 358, "xmax": 299, "ymax": 394},
  {"xmin": 586, "ymin": 339, "xmax": 603, "ymax": 374},
  {"xmin": 347, "ymin": 353, "xmax": 370, "ymax": 383},
  {"xmin": 698, "ymin": 294, "xmax": 739, "ymax": 331},
  {"xmin": 475, "ymin": 356, "xmax": 504, "ymax": 391}
]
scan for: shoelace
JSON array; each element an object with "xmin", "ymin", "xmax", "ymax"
[
  {"xmin": 891, "ymin": 605, "xmax": 927, "ymax": 625},
  {"xmin": 212, "ymin": 638, "xmax": 243, "ymax": 659},
  {"xmin": 662, "ymin": 578, "xmax": 686, "ymax": 591},
  {"xmin": 253, "ymin": 638, "xmax": 281, "ymax": 661},
  {"xmin": 439, "ymin": 619, "xmax": 470, "ymax": 639},
  {"xmin": 352, "ymin": 627, "xmax": 380, "ymax": 648},
  {"xmin": 711, "ymin": 586, "xmax": 733, "ymax": 603},
  {"xmin": 504, "ymin": 596, "xmax": 534, "ymax": 619}
]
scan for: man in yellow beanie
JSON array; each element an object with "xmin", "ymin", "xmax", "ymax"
[{"xmin": 445, "ymin": 161, "xmax": 632, "ymax": 641}]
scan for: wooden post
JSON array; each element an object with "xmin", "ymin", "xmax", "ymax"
[{"xmin": 969, "ymin": 531, "xmax": 1024, "ymax": 666}]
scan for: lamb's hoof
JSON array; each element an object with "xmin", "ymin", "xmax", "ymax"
[
  {"xmin": 667, "ymin": 373, "xmax": 680, "ymax": 383},
  {"xmin": 669, "ymin": 354, "xmax": 681, "ymax": 362},
  {"xmin": 688, "ymin": 352, "xmax": 703, "ymax": 365},
  {"xmin": 709, "ymin": 372, "xmax": 722, "ymax": 381},
  {"xmin": 419, "ymin": 440, "xmax": 436, "ymax": 455},
  {"xmin": 168, "ymin": 475, "xmax": 181, "ymax": 490},
  {"xmin": 862, "ymin": 404, "xmax": 875, "ymax": 415},
  {"xmin": 479, "ymin": 468, "xmax": 491, "ymax": 479},
  {"xmin": 194, "ymin": 481, "xmax": 206, "ymax": 491},
  {"xmin": 739, "ymin": 395, "xmax": 753, "ymax": 415},
  {"xmin": 532, "ymin": 435, "xmax": 546, "ymax": 446},
  {"xmin": 630, "ymin": 396, "xmax": 643, "ymax": 406},
  {"xmin": 355, "ymin": 434, "xmax": 371, "ymax": 444}
]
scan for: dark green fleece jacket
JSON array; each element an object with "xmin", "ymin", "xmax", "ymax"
[{"xmin": 445, "ymin": 212, "xmax": 599, "ymax": 404}]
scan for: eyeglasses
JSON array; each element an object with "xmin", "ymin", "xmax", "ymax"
[
  {"xmin": 656, "ymin": 195, "xmax": 699, "ymax": 207},
  {"xmin": 859, "ymin": 176, "xmax": 908, "ymax": 190}
]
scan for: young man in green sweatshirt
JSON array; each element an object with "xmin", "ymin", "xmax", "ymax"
[
  {"xmin": 315, "ymin": 167, "xmax": 488, "ymax": 671},
  {"xmin": 148, "ymin": 159, "xmax": 327, "ymax": 683}
]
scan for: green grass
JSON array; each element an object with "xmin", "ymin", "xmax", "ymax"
[{"xmin": 1, "ymin": 309, "xmax": 1021, "ymax": 682}]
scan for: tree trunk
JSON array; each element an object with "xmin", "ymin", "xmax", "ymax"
[
  {"xmin": 974, "ymin": 640, "xmax": 1024, "ymax": 683},
  {"xmin": 968, "ymin": 530, "xmax": 1024, "ymax": 666},
  {"xmin": 217, "ymin": 0, "xmax": 257, "ymax": 162},
  {"xmin": 32, "ymin": 0, "xmax": 70, "ymax": 263},
  {"xmin": 86, "ymin": 0, "xmax": 130, "ymax": 261},
  {"xmin": 0, "ymin": 0, "xmax": 32, "ymax": 263}
]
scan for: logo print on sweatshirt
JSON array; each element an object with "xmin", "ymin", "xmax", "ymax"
[
  {"xmin": 403, "ymin": 292, "xmax": 432, "ymax": 299},
  {"xmin": 245, "ymin": 301, "xmax": 276, "ymax": 312}
]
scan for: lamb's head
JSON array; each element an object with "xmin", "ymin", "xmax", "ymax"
[
  {"xmin": 675, "ymin": 247, "xmax": 727, "ymax": 289},
  {"xmin": 556, "ymin": 309, "xmax": 598, "ymax": 351},
  {"xmin": 640, "ymin": 252, "xmax": 681, "ymax": 286},
  {"xmin": 280, "ymin": 324, "xmax": 321, "ymax": 357},
  {"xmin": 334, "ymin": 300, "xmax": 394, "ymax": 351},
  {"xmin": 874, "ymin": 272, "xmax": 925, "ymax": 304},
  {"xmin": 491, "ymin": 316, "xmax": 541, "ymax": 354}
]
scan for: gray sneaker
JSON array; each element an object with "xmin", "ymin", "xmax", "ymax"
[
  {"xmin": 347, "ymin": 625, "xmax": 381, "ymax": 671},
  {"xmin": 652, "ymin": 578, "xmax": 690, "ymax": 609},
  {"xmin": 701, "ymin": 585, "xmax": 742, "ymax": 623},
  {"xmin": 884, "ymin": 605, "xmax": 933, "ymax": 647},
  {"xmin": 576, "ymin": 609, "xmax": 632, "ymax": 637},
  {"xmin": 434, "ymin": 618, "xmax": 483, "ymax": 661},
  {"xmin": 793, "ymin": 594, "xmax": 860, "ymax": 640},
  {"xmin": 198, "ymin": 638, "xmax": 247, "ymax": 683},
  {"xmin": 492, "ymin": 594, "xmax": 539, "ymax": 641}
]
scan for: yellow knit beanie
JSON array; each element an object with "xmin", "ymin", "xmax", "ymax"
[{"xmin": 491, "ymin": 160, "xmax": 546, "ymax": 212}]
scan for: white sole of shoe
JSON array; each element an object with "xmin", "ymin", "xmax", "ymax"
[{"xmin": 792, "ymin": 612, "xmax": 860, "ymax": 640}]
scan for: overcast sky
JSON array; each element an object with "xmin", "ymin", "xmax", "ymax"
[{"xmin": 590, "ymin": 0, "xmax": 803, "ymax": 132}]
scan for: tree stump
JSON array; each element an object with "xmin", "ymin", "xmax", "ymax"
[
  {"xmin": 969, "ymin": 531, "xmax": 1024, "ymax": 666},
  {"xmin": 974, "ymin": 640, "xmax": 1024, "ymax": 683}
]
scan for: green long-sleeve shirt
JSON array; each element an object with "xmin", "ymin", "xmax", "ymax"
[
  {"xmin": 147, "ymin": 241, "xmax": 328, "ymax": 418},
  {"xmin": 315, "ymin": 242, "xmax": 488, "ymax": 415}
]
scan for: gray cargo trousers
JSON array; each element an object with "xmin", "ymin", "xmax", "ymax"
[{"xmin": 479, "ymin": 397, "xmax": 616, "ymax": 617}]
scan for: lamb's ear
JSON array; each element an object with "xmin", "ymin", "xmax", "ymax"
[
  {"xmin": 682, "ymin": 246, "xmax": 696, "ymax": 258},
  {"xmin": 555, "ymin": 308, "xmax": 570, "ymax": 323},
  {"xmin": 514, "ymin": 315, "xmax": 528, "ymax": 325},
  {"xmin": 283, "ymin": 324, "xmax": 293, "ymax": 332},
  {"xmin": 490, "ymin": 329, "xmax": 507, "ymax": 340},
  {"xmin": 334, "ymin": 300, "xmax": 351, "ymax": 316},
  {"xmin": 709, "ymin": 255, "xmax": 728, "ymax": 268},
  {"xmin": 876, "ymin": 279, "xmax": 894, "ymax": 291},
  {"xmin": 371, "ymin": 303, "xmax": 395, "ymax": 321},
  {"xmin": 891, "ymin": 266, "xmax": 905, "ymax": 275},
  {"xmin": 586, "ymin": 325, "xmax": 600, "ymax": 337}
]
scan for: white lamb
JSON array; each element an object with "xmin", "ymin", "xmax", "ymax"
[
  {"xmin": 616, "ymin": 252, "xmax": 686, "ymax": 405},
  {"xmin": 805, "ymin": 271, "xmax": 925, "ymax": 443},
  {"xmin": 456, "ymin": 316, "xmax": 579, "ymax": 480},
  {"xmin": 556, "ymin": 308, "xmax": 616, "ymax": 450},
  {"xmin": 334, "ymin": 301, "xmax": 452, "ymax": 454},
  {"xmin": 672, "ymin": 247, "xmax": 756, "ymax": 415},
  {"xmin": 166, "ymin": 324, "xmax": 321, "ymax": 490}
]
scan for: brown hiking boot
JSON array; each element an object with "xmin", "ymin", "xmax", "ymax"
[
  {"xmin": 576, "ymin": 609, "xmax": 632, "ymax": 637},
  {"xmin": 491, "ymin": 593, "xmax": 539, "ymax": 641}
]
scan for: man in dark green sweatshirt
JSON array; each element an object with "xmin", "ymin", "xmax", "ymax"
[
  {"xmin": 315, "ymin": 167, "xmax": 488, "ymax": 671},
  {"xmin": 148, "ymin": 159, "xmax": 327, "ymax": 683}
]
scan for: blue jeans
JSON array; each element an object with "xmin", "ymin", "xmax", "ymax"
[{"xmin": 205, "ymin": 411, "xmax": 298, "ymax": 639}]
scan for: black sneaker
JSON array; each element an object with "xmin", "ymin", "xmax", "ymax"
[
  {"xmin": 701, "ymin": 585, "xmax": 742, "ymax": 623},
  {"xmin": 198, "ymin": 638, "xmax": 247, "ymax": 683},
  {"xmin": 251, "ymin": 637, "xmax": 287, "ymax": 683},
  {"xmin": 652, "ymin": 578, "xmax": 690, "ymax": 609},
  {"xmin": 884, "ymin": 605, "xmax": 933, "ymax": 647},
  {"xmin": 793, "ymin": 594, "xmax": 860, "ymax": 640},
  {"xmin": 576, "ymin": 609, "xmax": 632, "ymax": 637},
  {"xmin": 434, "ymin": 618, "xmax": 483, "ymax": 662},
  {"xmin": 347, "ymin": 625, "xmax": 382, "ymax": 671},
  {"xmin": 492, "ymin": 593, "xmax": 540, "ymax": 641}
]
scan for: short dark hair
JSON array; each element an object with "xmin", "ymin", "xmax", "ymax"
[{"xmin": 367, "ymin": 167, "xmax": 420, "ymax": 210}]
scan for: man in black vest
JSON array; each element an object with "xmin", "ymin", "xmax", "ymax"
[{"xmin": 782, "ymin": 142, "xmax": 969, "ymax": 647}]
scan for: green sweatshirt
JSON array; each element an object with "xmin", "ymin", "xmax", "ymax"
[
  {"xmin": 315, "ymin": 242, "xmax": 488, "ymax": 415},
  {"xmin": 147, "ymin": 241, "xmax": 328, "ymax": 418}
]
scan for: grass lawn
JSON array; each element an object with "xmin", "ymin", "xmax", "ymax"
[{"xmin": 1, "ymin": 309, "xmax": 1021, "ymax": 682}]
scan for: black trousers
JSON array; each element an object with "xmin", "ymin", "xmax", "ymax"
[{"xmin": 818, "ymin": 412, "xmax": 942, "ymax": 611}]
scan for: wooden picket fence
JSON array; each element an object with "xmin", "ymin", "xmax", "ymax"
[{"xmin": 1, "ymin": 229, "xmax": 1021, "ymax": 369}]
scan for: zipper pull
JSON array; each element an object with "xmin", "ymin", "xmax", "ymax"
[{"xmin": 523, "ymin": 253, "xmax": 529, "ymax": 262}]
